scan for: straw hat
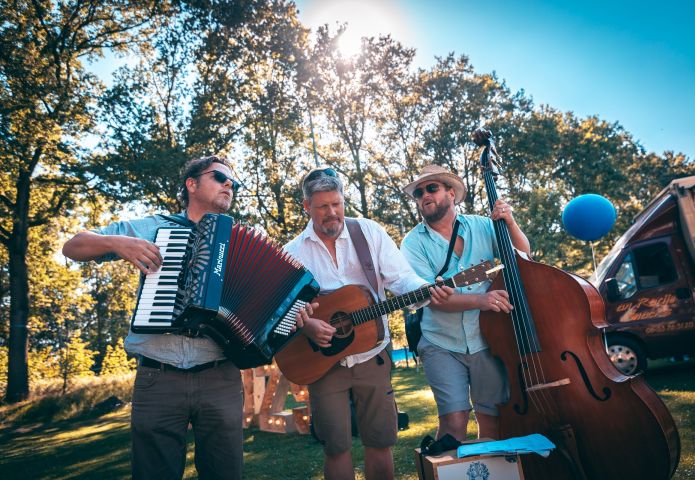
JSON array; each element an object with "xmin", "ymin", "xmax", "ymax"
[{"xmin": 403, "ymin": 165, "xmax": 467, "ymax": 204}]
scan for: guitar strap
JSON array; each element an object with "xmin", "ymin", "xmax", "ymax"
[
  {"xmin": 345, "ymin": 218, "xmax": 379, "ymax": 293},
  {"xmin": 438, "ymin": 219, "xmax": 461, "ymax": 279}
]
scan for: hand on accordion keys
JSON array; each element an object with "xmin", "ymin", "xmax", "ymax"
[
  {"xmin": 293, "ymin": 301, "xmax": 335, "ymax": 348},
  {"xmin": 114, "ymin": 236, "xmax": 163, "ymax": 274}
]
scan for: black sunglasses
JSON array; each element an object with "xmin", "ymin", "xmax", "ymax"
[
  {"xmin": 303, "ymin": 167, "xmax": 337, "ymax": 185},
  {"xmin": 412, "ymin": 183, "xmax": 444, "ymax": 199},
  {"xmin": 193, "ymin": 170, "xmax": 241, "ymax": 191}
]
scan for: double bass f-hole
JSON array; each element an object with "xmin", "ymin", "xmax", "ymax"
[{"xmin": 561, "ymin": 350, "xmax": 611, "ymax": 402}]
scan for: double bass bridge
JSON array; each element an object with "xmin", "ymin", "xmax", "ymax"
[{"xmin": 526, "ymin": 378, "xmax": 571, "ymax": 392}]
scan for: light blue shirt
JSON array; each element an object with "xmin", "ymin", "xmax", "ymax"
[
  {"xmin": 400, "ymin": 214, "xmax": 498, "ymax": 354},
  {"xmin": 95, "ymin": 212, "xmax": 225, "ymax": 368}
]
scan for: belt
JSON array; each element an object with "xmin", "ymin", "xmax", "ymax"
[{"xmin": 138, "ymin": 356, "xmax": 228, "ymax": 373}]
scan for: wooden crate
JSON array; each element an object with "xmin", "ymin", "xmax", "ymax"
[{"xmin": 414, "ymin": 447, "xmax": 524, "ymax": 480}]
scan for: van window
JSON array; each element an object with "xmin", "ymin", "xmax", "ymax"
[
  {"xmin": 613, "ymin": 242, "xmax": 678, "ymax": 299},
  {"xmin": 615, "ymin": 253, "xmax": 637, "ymax": 299}
]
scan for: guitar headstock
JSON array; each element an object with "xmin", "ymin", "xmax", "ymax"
[{"xmin": 447, "ymin": 260, "xmax": 505, "ymax": 288}]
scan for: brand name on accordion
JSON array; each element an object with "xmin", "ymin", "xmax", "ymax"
[{"xmin": 213, "ymin": 243, "xmax": 226, "ymax": 277}]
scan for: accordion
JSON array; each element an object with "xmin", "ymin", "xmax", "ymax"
[{"xmin": 131, "ymin": 214, "xmax": 320, "ymax": 369}]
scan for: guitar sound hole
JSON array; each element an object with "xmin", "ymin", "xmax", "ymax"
[{"xmin": 330, "ymin": 313, "xmax": 353, "ymax": 338}]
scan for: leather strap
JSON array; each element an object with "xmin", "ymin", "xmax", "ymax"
[
  {"xmin": 345, "ymin": 218, "xmax": 379, "ymax": 293},
  {"xmin": 438, "ymin": 219, "xmax": 460, "ymax": 278}
]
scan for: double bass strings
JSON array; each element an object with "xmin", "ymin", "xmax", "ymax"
[{"xmin": 482, "ymin": 164, "xmax": 556, "ymax": 422}]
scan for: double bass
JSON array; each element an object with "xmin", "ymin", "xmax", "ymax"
[{"xmin": 474, "ymin": 129, "xmax": 680, "ymax": 479}]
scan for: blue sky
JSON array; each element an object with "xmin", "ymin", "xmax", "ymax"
[{"xmin": 296, "ymin": 0, "xmax": 695, "ymax": 161}]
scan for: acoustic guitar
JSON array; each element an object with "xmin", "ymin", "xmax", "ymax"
[{"xmin": 275, "ymin": 260, "xmax": 502, "ymax": 385}]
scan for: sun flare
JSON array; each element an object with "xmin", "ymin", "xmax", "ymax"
[{"xmin": 299, "ymin": 0, "xmax": 410, "ymax": 57}]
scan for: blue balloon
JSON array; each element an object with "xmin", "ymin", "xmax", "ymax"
[{"xmin": 562, "ymin": 194, "xmax": 616, "ymax": 241}]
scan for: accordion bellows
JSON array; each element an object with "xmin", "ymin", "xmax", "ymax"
[{"xmin": 173, "ymin": 214, "xmax": 320, "ymax": 368}]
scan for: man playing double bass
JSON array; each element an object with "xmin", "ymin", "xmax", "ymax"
[{"xmin": 400, "ymin": 164, "xmax": 531, "ymax": 441}]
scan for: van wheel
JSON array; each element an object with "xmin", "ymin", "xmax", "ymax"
[{"xmin": 607, "ymin": 337, "xmax": 647, "ymax": 376}]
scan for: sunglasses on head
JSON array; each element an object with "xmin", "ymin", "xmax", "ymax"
[
  {"xmin": 412, "ymin": 183, "xmax": 445, "ymax": 199},
  {"xmin": 303, "ymin": 167, "xmax": 337, "ymax": 185},
  {"xmin": 193, "ymin": 170, "xmax": 241, "ymax": 191}
]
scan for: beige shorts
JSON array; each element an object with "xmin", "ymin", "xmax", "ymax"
[{"xmin": 308, "ymin": 351, "xmax": 397, "ymax": 455}]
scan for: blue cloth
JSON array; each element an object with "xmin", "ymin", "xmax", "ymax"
[
  {"xmin": 95, "ymin": 211, "xmax": 225, "ymax": 368},
  {"xmin": 400, "ymin": 214, "xmax": 498, "ymax": 354},
  {"xmin": 457, "ymin": 434, "xmax": 556, "ymax": 458}
]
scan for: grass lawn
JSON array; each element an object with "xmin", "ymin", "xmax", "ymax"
[{"xmin": 1, "ymin": 359, "xmax": 693, "ymax": 479}]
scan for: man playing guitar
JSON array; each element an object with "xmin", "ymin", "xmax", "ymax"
[{"xmin": 284, "ymin": 167, "xmax": 452, "ymax": 480}]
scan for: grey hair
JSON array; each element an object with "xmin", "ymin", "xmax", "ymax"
[{"xmin": 302, "ymin": 175, "xmax": 344, "ymax": 202}]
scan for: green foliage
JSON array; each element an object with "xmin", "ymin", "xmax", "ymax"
[
  {"xmin": 0, "ymin": 346, "xmax": 6, "ymax": 394},
  {"xmin": 28, "ymin": 222, "xmax": 94, "ymax": 350},
  {"xmin": 58, "ymin": 330, "xmax": 97, "ymax": 387},
  {"xmin": 28, "ymin": 348, "xmax": 61, "ymax": 384},
  {"xmin": 0, "ymin": 0, "xmax": 175, "ymax": 402},
  {"xmin": 100, "ymin": 338, "xmax": 135, "ymax": 376},
  {"xmin": 388, "ymin": 310, "xmax": 406, "ymax": 349},
  {"xmin": 1, "ymin": 345, "xmax": 84, "ymax": 398}
]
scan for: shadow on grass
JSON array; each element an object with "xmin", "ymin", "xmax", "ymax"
[{"xmin": 0, "ymin": 409, "xmax": 131, "ymax": 480}]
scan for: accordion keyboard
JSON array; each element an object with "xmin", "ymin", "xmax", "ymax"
[{"xmin": 131, "ymin": 227, "xmax": 192, "ymax": 331}]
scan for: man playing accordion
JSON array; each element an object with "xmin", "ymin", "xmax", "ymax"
[{"xmin": 63, "ymin": 155, "xmax": 244, "ymax": 480}]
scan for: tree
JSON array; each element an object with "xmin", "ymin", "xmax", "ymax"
[
  {"xmin": 235, "ymin": 1, "xmax": 311, "ymax": 242},
  {"xmin": 95, "ymin": 0, "xmax": 314, "ymax": 243},
  {"xmin": 58, "ymin": 329, "xmax": 96, "ymax": 394},
  {"xmin": 0, "ymin": 0, "xmax": 167, "ymax": 402},
  {"xmin": 101, "ymin": 338, "xmax": 135, "ymax": 375},
  {"xmin": 308, "ymin": 28, "xmax": 417, "ymax": 219}
]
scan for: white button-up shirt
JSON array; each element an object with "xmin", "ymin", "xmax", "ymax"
[{"xmin": 284, "ymin": 217, "xmax": 428, "ymax": 367}]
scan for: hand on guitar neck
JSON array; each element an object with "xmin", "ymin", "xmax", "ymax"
[{"xmin": 294, "ymin": 282, "xmax": 453, "ymax": 349}]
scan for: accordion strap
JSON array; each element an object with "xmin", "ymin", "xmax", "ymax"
[
  {"xmin": 157, "ymin": 213, "xmax": 196, "ymax": 228},
  {"xmin": 345, "ymin": 218, "xmax": 379, "ymax": 293}
]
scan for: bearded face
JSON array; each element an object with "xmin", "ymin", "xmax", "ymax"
[
  {"xmin": 418, "ymin": 185, "xmax": 454, "ymax": 223},
  {"xmin": 304, "ymin": 190, "xmax": 345, "ymax": 239}
]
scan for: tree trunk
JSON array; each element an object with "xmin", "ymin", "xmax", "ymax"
[{"xmin": 6, "ymin": 172, "xmax": 31, "ymax": 403}]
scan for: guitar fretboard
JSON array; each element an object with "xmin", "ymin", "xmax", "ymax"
[{"xmin": 350, "ymin": 264, "xmax": 497, "ymax": 325}]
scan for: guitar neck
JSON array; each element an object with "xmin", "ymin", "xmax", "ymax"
[{"xmin": 350, "ymin": 262, "xmax": 496, "ymax": 326}]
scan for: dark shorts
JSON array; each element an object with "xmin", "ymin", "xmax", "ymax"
[
  {"xmin": 308, "ymin": 352, "xmax": 397, "ymax": 455},
  {"xmin": 418, "ymin": 336, "xmax": 509, "ymax": 417}
]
